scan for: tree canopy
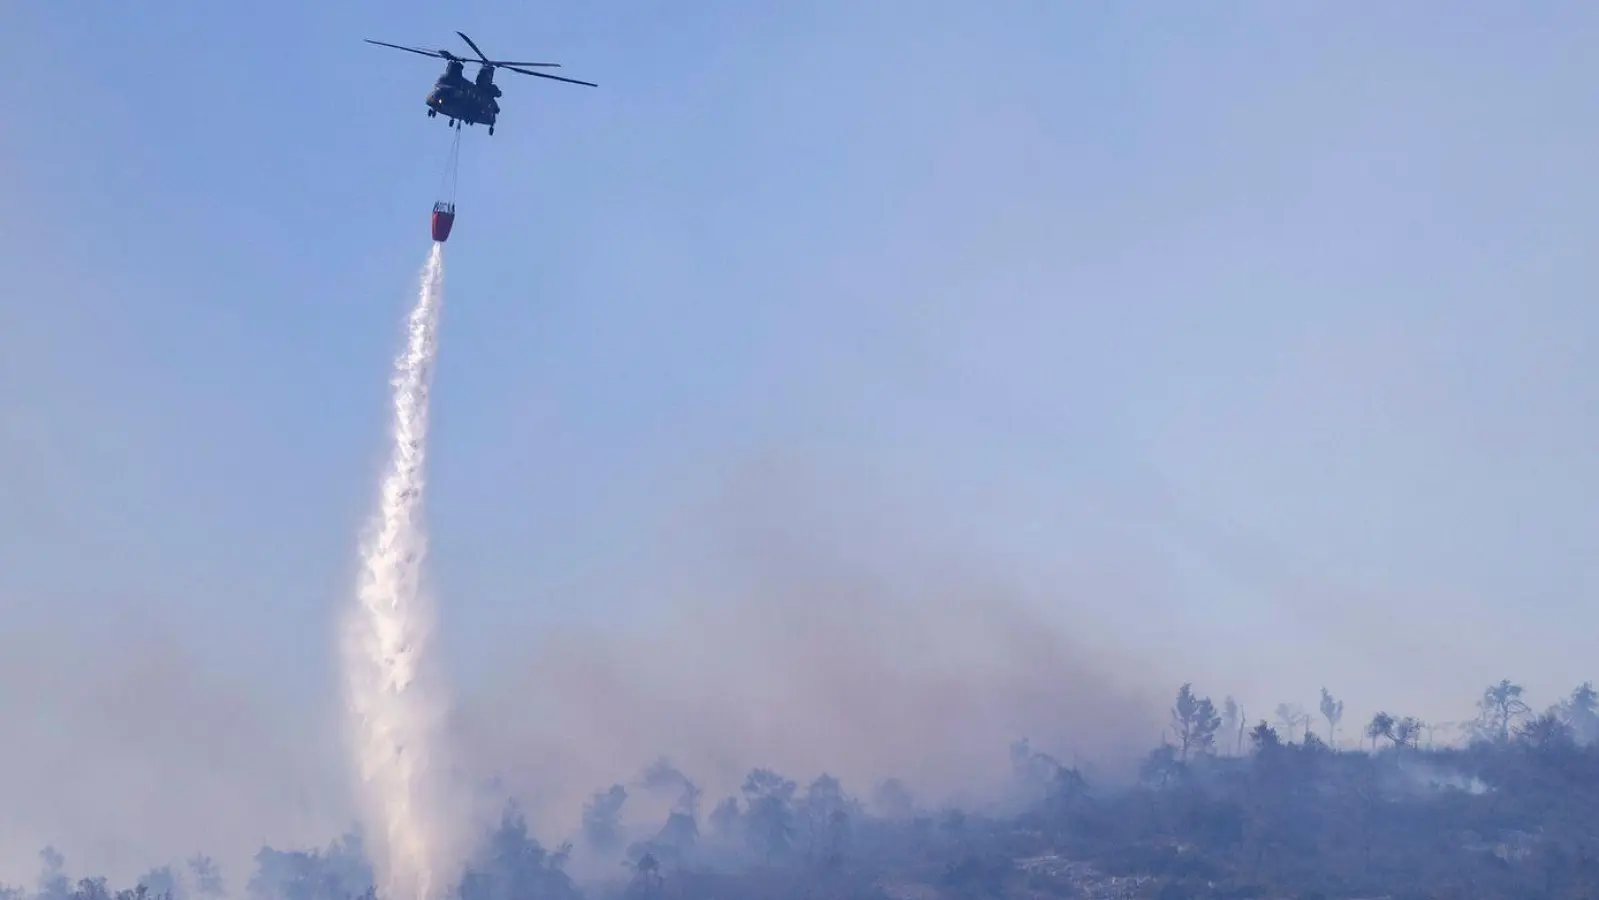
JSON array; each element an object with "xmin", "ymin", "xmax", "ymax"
[{"xmin": 9, "ymin": 678, "xmax": 1599, "ymax": 900}]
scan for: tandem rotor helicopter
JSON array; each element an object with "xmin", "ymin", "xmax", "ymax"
[{"xmin": 365, "ymin": 30, "xmax": 597, "ymax": 135}]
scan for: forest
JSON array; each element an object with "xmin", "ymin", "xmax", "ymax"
[{"xmin": 7, "ymin": 678, "xmax": 1598, "ymax": 900}]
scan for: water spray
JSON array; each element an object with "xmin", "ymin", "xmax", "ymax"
[{"xmin": 342, "ymin": 242, "xmax": 456, "ymax": 900}]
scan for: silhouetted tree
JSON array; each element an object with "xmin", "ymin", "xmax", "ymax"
[
  {"xmin": 1221, "ymin": 696, "xmax": 1241, "ymax": 755},
  {"xmin": 1170, "ymin": 684, "xmax": 1221, "ymax": 760},
  {"xmin": 1248, "ymin": 720, "xmax": 1281, "ymax": 753},
  {"xmin": 457, "ymin": 803, "xmax": 579, "ymax": 900},
  {"xmin": 131, "ymin": 870, "xmax": 175, "ymax": 900},
  {"xmin": 872, "ymin": 777, "xmax": 915, "ymax": 819},
  {"xmin": 623, "ymin": 853, "xmax": 660, "ymax": 899},
  {"xmin": 1366, "ymin": 711, "xmax": 1395, "ymax": 749},
  {"xmin": 740, "ymin": 768, "xmax": 797, "ymax": 861},
  {"xmin": 1555, "ymin": 681, "xmax": 1599, "ymax": 744},
  {"xmin": 1472, "ymin": 679, "xmax": 1532, "ymax": 743},
  {"xmin": 1319, "ymin": 687, "xmax": 1345, "ymax": 747},
  {"xmin": 1274, "ymin": 703, "xmax": 1311, "ymax": 742},
  {"xmin": 184, "ymin": 858, "xmax": 223, "ymax": 900},
  {"xmin": 1010, "ymin": 738, "xmax": 1074, "ymax": 801},
  {"xmin": 1139, "ymin": 744, "xmax": 1182, "ymax": 790},
  {"xmin": 245, "ymin": 832, "xmax": 370, "ymax": 900},
  {"xmin": 37, "ymin": 849, "xmax": 69, "ymax": 900},
  {"xmin": 1519, "ymin": 711, "xmax": 1575, "ymax": 753},
  {"xmin": 1392, "ymin": 716, "xmax": 1422, "ymax": 752},
  {"xmin": 582, "ymin": 785, "xmax": 629, "ymax": 853}
]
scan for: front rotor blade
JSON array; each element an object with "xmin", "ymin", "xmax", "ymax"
[
  {"xmin": 456, "ymin": 31, "xmax": 492, "ymax": 63},
  {"xmin": 364, "ymin": 39, "xmax": 445, "ymax": 60},
  {"xmin": 482, "ymin": 59, "xmax": 563, "ymax": 68},
  {"xmin": 508, "ymin": 66, "xmax": 598, "ymax": 87}
]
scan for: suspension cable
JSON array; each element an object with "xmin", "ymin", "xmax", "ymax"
[{"xmin": 436, "ymin": 128, "xmax": 462, "ymax": 207}]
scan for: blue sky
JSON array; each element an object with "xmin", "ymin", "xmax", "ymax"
[{"xmin": 5, "ymin": 0, "xmax": 1599, "ymax": 883}]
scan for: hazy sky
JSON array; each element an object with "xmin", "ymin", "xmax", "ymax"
[{"xmin": 4, "ymin": 0, "xmax": 1599, "ymax": 887}]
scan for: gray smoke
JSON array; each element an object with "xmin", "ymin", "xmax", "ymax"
[
  {"xmin": 447, "ymin": 458, "xmax": 1172, "ymax": 866},
  {"xmin": 0, "ymin": 613, "xmax": 351, "ymax": 890}
]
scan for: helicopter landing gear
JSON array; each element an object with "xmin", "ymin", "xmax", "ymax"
[
  {"xmin": 427, "ymin": 109, "xmax": 436, "ymax": 118},
  {"xmin": 488, "ymin": 125, "xmax": 495, "ymax": 135}
]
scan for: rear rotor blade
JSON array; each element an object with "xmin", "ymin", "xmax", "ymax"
[
  {"xmin": 364, "ymin": 39, "xmax": 447, "ymax": 60},
  {"xmin": 453, "ymin": 31, "xmax": 564, "ymax": 68},
  {"xmin": 506, "ymin": 66, "xmax": 598, "ymax": 87},
  {"xmin": 456, "ymin": 31, "xmax": 492, "ymax": 63}
]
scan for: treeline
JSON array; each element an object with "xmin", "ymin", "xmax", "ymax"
[
  {"xmin": 1090, "ymin": 678, "xmax": 1599, "ymax": 899},
  {"xmin": 1183, "ymin": 678, "xmax": 1599, "ymax": 756},
  {"xmin": 7, "ymin": 678, "xmax": 1599, "ymax": 900}
]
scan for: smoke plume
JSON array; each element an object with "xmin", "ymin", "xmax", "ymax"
[{"xmin": 449, "ymin": 458, "xmax": 1173, "ymax": 859}]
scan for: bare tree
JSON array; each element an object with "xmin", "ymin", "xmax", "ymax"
[
  {"xmin": 1393, "ymin": 717, "xmax": 1422, "ymax": 752},
  {"xmin": 1275, "ymin": 703, "xmax": 1312, "ymax": 742},
  {"xmin": 1472, "ymin": 679, "xmax": 1531, "ymax": 744},
  {"xmin": 1320, "ymin": 687, "xmax": 1345, "ymax": 748},
  {"xmin": 1222, "ymin": 696, "xmax": 1241, "ymax": 755},
  {"xmin": 1367, "ymin": 711, "xmax": 1395, "ymax": 749}
]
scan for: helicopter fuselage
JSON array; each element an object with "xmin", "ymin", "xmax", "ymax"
[{"xmin": 426, "ymin": 62, "xmax": 505, "ymax": 131}]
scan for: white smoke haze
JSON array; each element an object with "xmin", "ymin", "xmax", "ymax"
[
  {"xmin": 448, "ymin": 460, "xmax": 1176, "ymax": 868},
  {"xmin": 340, "ymin": 243, "xmax": 464, "ymax": 900},
  {"xmin": 0, "ymin": 613, "xmax": 351, "ymax": 891}
]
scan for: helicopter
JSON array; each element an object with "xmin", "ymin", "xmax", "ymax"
[{"xmin": 365, "ymin": 31, "xmax": 597, "ymax": 135}]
